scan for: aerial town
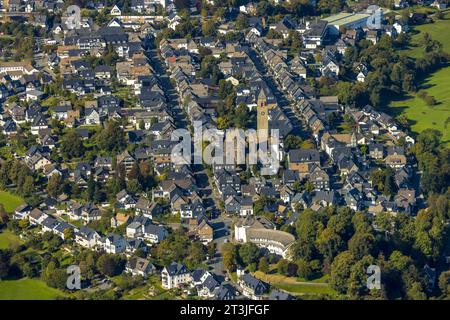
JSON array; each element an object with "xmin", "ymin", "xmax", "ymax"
[{"xmin": 0, "ymin": 0, "xmax": 449, "ymax": 302}]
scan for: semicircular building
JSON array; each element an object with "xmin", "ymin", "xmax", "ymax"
[{"xmin": 234, "ymin": 216, "xmax": 295, "ymax": 259}]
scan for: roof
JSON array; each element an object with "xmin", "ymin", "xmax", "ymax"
[
  {"xmin": 269, "ymin": 289, "xmax": 296, "ymax": 300},
  {"xmin": 240, "ymin": 273, "xmax": 268, "ymax": 293},
  {"xmin": 214, "ymin": 283, "xmax": 236, "ymax": 299},
  {"xmin": 165, "ymin": 262, "xmax": 188, "ymax": 276},
  {"xmin": 246, "ymin": 228, "xmax": 295, "ymax": 247},
  {"xmin": 289, "ymin": 149, "xmax": 320, "ymax": 163},
  {"xmin": 29, "ymin": 208, "xmax": 44, "ymax": 220},
  {"xmin": 322, "ymin": 13, "xmax": 370, "ymax": 26},
  {"xmin": 127, "ymin": 257, "xmax": 153, "ymax": 273}
]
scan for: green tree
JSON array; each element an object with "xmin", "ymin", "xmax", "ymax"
[
  {"xmin": 238, "ymin": 243, "xmax": 261, "ymax": 267},
  {"xmin": 438, "ymin": 271, "xmax": 450, "ymax": 298},
  {"xmin": 222, "ymin": 243, "xmax": 237, "ymax": 271},
  {"xmin": 63, "ymin": 228, "xmax": 75, "ymax": 242},
  {"xmin": 60, "ymin": 130, "xmax": 85, "ymax": 159},
  {"xmin": 235, "ymin": 13, "xmax": 248, "ymax": 30},
  {"xmin": 47, "ymin": 174, "xmax": 62, "ymax": 198},
  {"xmin": 202, "ymin": 20, "xmax": 216, "ymax": 37},
  {"xmin": 96, "ymin": 121, "xmax": 126, "ymax": 153},
  {"xmin": 296, "ymin": 259, "xmax": 313, "ymax": 279},
  {"xmin": 96, "ymin": 254, "xmax": 124, "ymax": 277},
  {"xmin": 330, "ymin": 251, "xmax": 356, "ymax": 294},
  {"xmin": 258, "ymin": 256, "xmax": 270, "ymax": 273}
]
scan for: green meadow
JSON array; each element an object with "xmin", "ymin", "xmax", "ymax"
[
  {"xmin": 0, "ymin": 278, "xmax": 65, "ymax": 300},
  {"xmin": 0, "ymin": 191, "xmax": 25, "ymax": 213},
  {"xmin": 386, "ymin": 12, "xmax": 450, "ymax": 146},
  {"xmin": 0, "ymin": 229, "xmax": 23, "ymax": 249}
]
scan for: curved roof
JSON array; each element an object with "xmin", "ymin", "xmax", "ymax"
[{"xmin": 247, "ymin": 228, "xmax": 295, "ymax": 247}]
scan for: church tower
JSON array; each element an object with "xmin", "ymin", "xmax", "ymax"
[{"xmin": 257, "ymin": 88, "xmax": 269, "ymax": 133}]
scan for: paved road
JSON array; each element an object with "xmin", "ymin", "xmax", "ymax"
[
  {"xmin": 146, "ymin": 48, "xmax": 188, "ymax": 129},
  {"xmin": 147, "ymin": 45, "xmax": 234, "ymax": 278}
]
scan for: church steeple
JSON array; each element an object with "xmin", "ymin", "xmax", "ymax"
[{"xmin": 257, "ymin": 87, "xmax": 269, "ymax": 132}]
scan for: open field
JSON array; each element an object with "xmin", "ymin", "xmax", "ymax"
[
  {"xmin": 0, "ymin": 278, "xmax": 65, "ymax": 300},
  {"xmin": 253, "ymin": 271, "xmax": 337, "ymax": 297},
  {"xmin": 404, "ymin": 12, "xmax": 450, "ymax": 58},
  {"xmin": 387, "ymin": 66, "xmax": 450, "ymax": 145},
  {"xmin": 0, "ymin": 230, "xmax": 23, "ymax": 249},
  {"xmin": 0, "ymin": 190, "xmax": 25, "ymax": 213},
  {"xmin": 386, "ymin": 13, "xmax": 450, "ymax": 145}
]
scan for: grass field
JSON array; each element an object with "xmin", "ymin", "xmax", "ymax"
[
  {"xmin": 387, "ymin": 66, "xmax": 450, "ymax": 145},
  {"xmin": 385, "ymin": 13, "xmax": 450, "ymax": 145},
  {"xmin": 0, "ymin": 230, "xmax": 23, "ymax": 249},
  {"xmin": 253, "ymin": 271, "xmax": 337, "ymax": 297},
  {"xmin": 0, "ymin": 190, "xmax": 25, "ymax": 213},
  {"xmin": 0, "ymin": 278, "xmax": 65, "ymax": 300},
  {"xmin": 404, "ymin": 12, "xmax": 450, "ymax": 58}
]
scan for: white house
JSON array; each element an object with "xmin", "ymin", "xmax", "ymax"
[
  {"xmin": 125, "ymin": 257, "xmax": 155, "ymax": 277},
  {"xmin": 75, "ymin": 226, "xmax": 101, "ymax": 249},
  {"xmin": 161, "ymin": 262, "xmax": 191, "ymax": 289},
  {"xmin": 100, "ymin": 233, "xmax": 126, "ymax": 254}
]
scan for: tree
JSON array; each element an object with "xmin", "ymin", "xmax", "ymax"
[
  {"xmin": 21, "ymin": 176, "xmax": 35, "ymax": 197},
  {"xmin": 96, "ymin": 254, "xmax": 124, "ymax": 277},
  {"xmin": 63, "ymin": 228, "xmax": 74, "ymax": 242},
  {"xmin": 284, "ymin": 135, "xmax": 303, "ymax": 150},
  {"xmin": 185, "ymin": 242, "xmax": 207, "ymax": 269},
  {"xmin": 235, "ymin": 13, "xmax": 248, "ymax": 30},
  {"xmin": 296, "ymin": 259, "xmax": 313, "ymax": 279},
  {"xmin": 207, "ymin": 242, "xmax": 216, "ymax": 258},
  {"xmin": 222, "ymin": 243, "xmax": 237, "ymax": 271},
  {"xmin": 276, "ymin": 259, "xmax": 289, "ymax": 275},
  {"xmin": 60, "ymin": 130, "xmax": 85, "ymax": 159},
  {"xmin": 258, "ymin": 256, "xmax": 270, "ymax": 273},
  {"xmin": 42, "ymin": 261, "xmax": 67, "ymax": 290},
  {"xmin": 96, "ymin": 121, "xmax": 126, "ymax": 153},
  {"xmin": 18, "ymin": 218, "xmax": 29, "ymax": 230},
  {"xmin": 330, "ymin": 251, "xmax": 356, "ymax": 294},
  {"xmin": 347, "ymin": 255, "xmax": 375, "ymax": 298},
  {"xmin": 174, "ymin": 0, "xmax": 190, "ymax": 10},
  {"xmin": 292, "ymin": 209, "xmax": 322, "ymax": 261},
  {"xmin": 138, "ymin": 119, "xmax": 145, "ymax": 130},
  {"xmin": 47, "ymin": 174, "xmax": 61, "ymax": 198},
  {"xmin": 0, "ymin": 250, "xmax": 10, "ymax": 279},
  {"xmin": 256, "ymin": 0, "xmax": 269, "ymax": 16},
  {"xmin": 202, "ymin": 20, "xmax": 216, "ymax": 37},
  {"xmin": 238, "ymin": 243, "xmax": 261, "ymax": 266},
  {"xmin": 407, "ymin": 282, "xmax": 427, "ymax": 300},
  {"xmin": 316, "ymin": 227, "xmax": 344, "ymax": 262},
  {"xmin": 438, "ymin": 271, "xmax": 450, "ymax": 298},
  {"xmin": 234, "ymin": 103, "xmax": 251, "ymax": 128},
  {"xmin": 80, "ymin": 253, "xmax": 96, "ymax": 280},
  {"xmin": 0, "ymin": 204, "xmax": 8, "ymax": 226}
]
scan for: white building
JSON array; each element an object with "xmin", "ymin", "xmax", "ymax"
[
  {"xmin": 161, "ymin": 262, "xmax": 191, "ymax": 289},
  {"xmin": 234, "ymin": 216, "xmax": 295, "ymax": 259}
]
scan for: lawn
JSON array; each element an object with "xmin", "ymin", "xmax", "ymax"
[
  {"xmin": 385, "ymin": 13, "xmax": 450, "ymax": 146},
  {"xmin": 387, "ymin": 66, "xmax": 450, "ymax": 145},
  {"xmin": 0, "ymin": 278, "xmax": 66, "ymax": 300},
  {"xmin": 403, "ymin": 12, "xmax": 450, "ymax": 58},
  {"xmin": 0, "ymin": 230, "xmax": 23, "ymax": 249},
  {"xmin": 253, "ymin": 271, "xmax": 337, "ymax": 297},
  {"xmin": 0, "ymin": 190, "xmax": 25, "ymax": 213}
]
